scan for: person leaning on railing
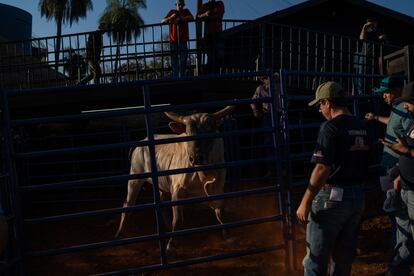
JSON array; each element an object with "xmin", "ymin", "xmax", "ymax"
[
  {"xmin": 196, "ymin": 0, "xmax": 224, "ymax": 74},
  {"xmin": 161, "ymin": 0, "xmax": 194, "ymax": 78},
  {"xmin": 250, "ymin": 73, "xmax": 281, "ymax": 177}
]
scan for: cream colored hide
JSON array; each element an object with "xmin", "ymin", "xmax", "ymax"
[{"xmin": 115, "ymin": 106, "xmax": 234, "ymax": 252}]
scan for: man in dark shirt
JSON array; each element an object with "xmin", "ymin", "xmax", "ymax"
[
  {"xmin": 359, "ymin": 17, "xmax": 387, "ymax": 43},
  {"xmin": 382, "ymin": 82, "xmax": 414, "ymax": 276},
  {"xmin": 297, "ymin": 81, "xmax": 370, "ymax": 275},
  {"xmin": 79, "ymin": 23, "xmax": 106, "ymax": 85},
  {"xmin": 196, "ymin": 0, "xmax": 224, "ymax": 73}
]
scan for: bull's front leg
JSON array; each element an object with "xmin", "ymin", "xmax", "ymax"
[{"xmin": 166, "ymin": 188, "xmax": 185, "ymax": 254}]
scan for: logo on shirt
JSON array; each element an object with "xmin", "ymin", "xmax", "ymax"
[
  {"xmin": 409, "ymin": 129, "xmax": 414, "ymax": 139},
  {"xmin": 313, "ymin": 150, "xmax": 324, "ymax": 158},
  {"xmin": 350, "ymin": 136, "xmax": 370, "ymax": 151}
]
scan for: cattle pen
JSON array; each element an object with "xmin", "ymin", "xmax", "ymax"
[
  {"xmin": 0, "ymin": 16, "xmax": 400, "ymax": 275},
  {"xmin": 0, "ymin": 68, "xmax": 388, "ymax": 275}
]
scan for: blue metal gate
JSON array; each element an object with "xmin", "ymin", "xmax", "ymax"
[{"xmin": 0, "ymin": 71, "xmax": 295, "ymax": 275}]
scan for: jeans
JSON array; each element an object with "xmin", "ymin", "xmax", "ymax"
[
  {"xmin": 170, "ymin": 42, "xmax": 188, "ymax": 78},
  {"xmin": 80, "ymin": 60, "xmax": 101, "ymax": 85},
  {"xmin": 202, "ymin": 33, "xmax": 224, "ymax": 73},
  {"xmin": 388, "ymin": 189, "xmax": 414, "ymax": 276},
  {"xmin": 303, "ymin": 186, "xmax": 365, "ymax": 276}
]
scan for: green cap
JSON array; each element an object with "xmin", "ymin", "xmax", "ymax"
[
  {"xmin": 308, "ymin": 81, "xmax": 345, "ymax": 106},
  {"xmin": 374, "ymin": 76, "xmax": 403, "ymax": 94}
]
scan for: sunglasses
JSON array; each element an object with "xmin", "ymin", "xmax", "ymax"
[{"xmin": 316, "ymin": 99, "xmax": 328, "ymax": 108}]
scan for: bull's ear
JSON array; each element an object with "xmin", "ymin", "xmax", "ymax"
[{"xmin": 168, "ymin": 122, "xmax": 186, "ymax": 134}]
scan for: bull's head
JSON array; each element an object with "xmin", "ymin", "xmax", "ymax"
[{"xmin": 164, "ymin": 106, "xmax": 235, "ymax": 166}]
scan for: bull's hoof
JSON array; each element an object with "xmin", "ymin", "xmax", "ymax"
[{"xmin": 166, "ymin": 245, "xmax": 177, "ymax": 257}]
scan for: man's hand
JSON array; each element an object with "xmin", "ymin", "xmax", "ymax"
[
  {"xmin": 381, "ymin": 137, "xmax": 409, "ymax": 155},
  {"xmin": 363, "ymin": 22, "xmax": 374, "ymax": 31},
  {"xmin": 365, "ymin": 112, "xmax": 376, "ymax": 121},
  {"xmin": 253, "ymin": 110, "xmax": 262, "ymax": 119},
  {"xmin": 393, "ymin": 175, "xmax": 401, "ymax": 191},
  {"xmin": 296, "ymin": 203, "xmax": 310, "ymax": 224}
]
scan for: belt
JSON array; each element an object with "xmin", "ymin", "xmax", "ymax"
[{"xmin": 324, "ymin": 183, "xmax": 365, "ymax": 189}]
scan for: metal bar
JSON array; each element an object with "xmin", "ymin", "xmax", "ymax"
[
  {"xmin": 20, "ymin": 157, "xmax": 282, "ymax": 192},
  {"xmin": 1, "ymin": 89, "xmax": 26, "ymax": 275},
  {"xmin": 142, "ymin": 84, "xmax": 168, "ymax": 265},
  {"xmin": 28, "ymin": 214, "xmax": 283, "ymax": 258},
  {"xmin": 24, "ymin": 186, "xmax": 280, "ymax": 224},
  {"xmin": 96, "ymin": 244, "xmax": 285, "ymax": 276}
]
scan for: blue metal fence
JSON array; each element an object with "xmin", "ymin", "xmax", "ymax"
[{"xmin": 0, "ymin": 71, "xmax": 295, "ymax": 275}]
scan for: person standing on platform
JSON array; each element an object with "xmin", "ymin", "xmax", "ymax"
[
  {"xmin": 162, "ymin": 0, "xmax": 194, "ymax": 78},
  {"xmin": 197, "ymin": 0, "xmax": 224, "ymax": 74},
  {"xmin": 296, "ymin": 81, "xmax": 371, "ymax": 275},
  {"xmin": 79, "ymin": 22, "xmax": 106, "ymax": 85}
]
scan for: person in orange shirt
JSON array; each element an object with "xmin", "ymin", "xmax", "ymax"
[{"xmin": 162, "ymin": 0, "xmax": 194, "ymax": 78}]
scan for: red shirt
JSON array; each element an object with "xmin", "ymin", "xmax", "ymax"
[
  {"xmin": 165, "ymin": 9, "xmax": 192, "ymax": 43},
  {"xmin": 198, "ymin": 1, "xmax": 224, "ymax": 35}
]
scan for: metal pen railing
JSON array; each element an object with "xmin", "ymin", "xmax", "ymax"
[{"xmin": 0, "ymin": 20, "xmax": 402, "ymax": 91}]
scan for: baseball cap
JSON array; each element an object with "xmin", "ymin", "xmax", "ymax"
[
  {"xmin": 308, "ymin": 81, "xmax": 345, "ymax": 106},
  {"xmin": 373, "ymin": 76, "xmax": 403, "ymax": 94},
  {"xmin": 395, "ymin": 81, "xmax": 414, "ymax": 103}
]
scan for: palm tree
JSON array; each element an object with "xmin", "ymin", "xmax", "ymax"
[
  {"xmin": 39, "ymin": 0, "xmax": 93, "ymax": 68},
  {"xmin": 99, "ymin": 0, "xmax": 146, "ymax": 80}
]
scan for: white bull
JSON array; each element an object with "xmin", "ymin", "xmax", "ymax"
[{"xmin": 115, "ymin": 106, "xmax": 234, "ymax": 251}]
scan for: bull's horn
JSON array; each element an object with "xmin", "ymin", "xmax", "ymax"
[
  {"xmin": 164, "ymin": 112, "xmax": 185, "ymax": 123},
  {"xmin": 212, "ymin": 105, "xmax": 235, "ymax": 119}
]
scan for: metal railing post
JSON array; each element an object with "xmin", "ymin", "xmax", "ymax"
[
  {"xmin": 1, "ymin": 89, "xmax": 27, "ymax": 275},
  {"xmin": 142, "ymin": 84, "xmax": 168, "ymax": 266},
  {"xmin": 260, "ymin": 23, "xmax": 266, "ymax": 71}
]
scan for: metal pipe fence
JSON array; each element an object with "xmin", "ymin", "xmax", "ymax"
[
  {"xmin": 0, "ymin": 71, "xmax": 294, "ymax": 274},
  {"xmin": 0, "ymin": 20, "xmax": 401, "ymax": 92}
]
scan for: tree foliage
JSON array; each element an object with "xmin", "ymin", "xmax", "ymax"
[
  {"xmin": 99, "ymin": 0, "xmax": 147, "ymax": 45},
  {"xmin": 39, "ymin": 0, "xmax": 93, "ymax": 65}
]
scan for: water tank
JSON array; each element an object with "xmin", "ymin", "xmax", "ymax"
[{"xmin": 0, "ymin": 3, "xmax": 32, "ymax": 42}]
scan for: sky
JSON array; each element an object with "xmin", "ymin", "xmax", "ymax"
[{"xmin": 1, "ymin": 0, "xmax": 414, "ymax": 39}]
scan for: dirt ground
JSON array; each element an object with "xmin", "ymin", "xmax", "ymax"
[{"xmin": 25, "ymin": 192, "xmax": 399, "ymax": 276}]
